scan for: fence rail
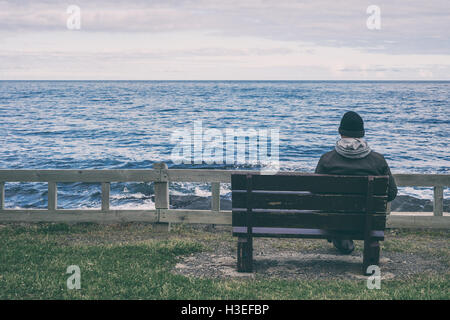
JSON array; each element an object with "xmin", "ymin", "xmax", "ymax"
[{"xmin": 0, "ymin": 163, "xmax": 448, "ymax": 229}]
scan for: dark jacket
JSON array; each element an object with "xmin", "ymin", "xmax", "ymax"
[{"xmin": 315, "ymin": 149, "xmax": 398, "ymax": 201}]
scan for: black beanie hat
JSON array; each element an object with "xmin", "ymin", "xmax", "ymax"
[{"xmin": 338, "ymin": 111, "xmax": 365, "ymax": 138}]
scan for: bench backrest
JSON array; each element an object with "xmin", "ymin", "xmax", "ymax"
[{"xmin": 231, "ymin": 173, "xmax": 389, "ymax": 240}]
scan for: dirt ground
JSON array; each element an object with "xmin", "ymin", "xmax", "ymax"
[{"xmin": 171, "ymin": 225, "xmax": 450, "ymax": 280}]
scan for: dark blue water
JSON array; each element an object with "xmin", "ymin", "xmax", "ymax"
[{"xmin": 0, "ymin": 81, "xmax": 449, "ymax": 208}]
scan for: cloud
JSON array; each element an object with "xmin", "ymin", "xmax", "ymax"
[
  {"xmin": 0, "ymin": 0, "xmax": 449, "ymax": 54},
  {"xmin": 0, "ymin": 0, "xmax": 449, "ymax": 79}
]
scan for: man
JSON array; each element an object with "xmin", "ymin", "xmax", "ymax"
[{"xmin": 315, "ymin": 111, "xmax": 397, "ymax": 254}]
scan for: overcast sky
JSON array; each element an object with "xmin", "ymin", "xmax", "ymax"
[{"xmin": 1, "ymin": 0, "xmax": 449, "ymax": 80}]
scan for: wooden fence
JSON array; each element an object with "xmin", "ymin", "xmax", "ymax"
[{"xmin": 0, "ymin": 163, "xmax": 448, "ymax": 229}]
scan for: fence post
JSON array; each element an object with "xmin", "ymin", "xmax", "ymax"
[
  {"xmin": 153, "ymin": 162, "xmax": 170, "ymax": 232},
  {"xmin": 433, "ymin": 186, "xmax": 444, "ymax": 216},
  {"xmin": 207, "ymin": 182, "xmax": 221, "ymax": 231},
  {"xmin": 48, "ymin": 182, "xmax": 57, "ymax": 211},
  {"xmin": 211, "ymin": 182, "xmax": 220, "ymax": 212},
  {"xmin": 101, "ymin": 182, "xmax": 110, "ymax": 212},
  {"xmin": 0, "ymin": 182, "xmax": 4, "ymax": 210}
]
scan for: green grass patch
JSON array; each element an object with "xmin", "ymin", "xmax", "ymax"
[{"xmin": 0, "ymin": 223, "xmax": 448, "ymax": 300}]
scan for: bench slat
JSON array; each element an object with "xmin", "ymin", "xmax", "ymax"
[
  {"xmin": 232, "ymin": 226, "xmax": 384, "ymax": 241},
  {"xmin": 232, "ymin": 211, "xmax": 386, "ymax": 230},
  {"xmin": 232, "ymin": 174, "xmax": 389, "ymax": 195},
  {"xmin": 232, "ymin": 191, "xmax": 387, "ymax": 212}
]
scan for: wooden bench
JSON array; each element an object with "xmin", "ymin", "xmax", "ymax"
[{"xmin": 231, "ymin": 173, "xmax": 389, "ymax": 275}]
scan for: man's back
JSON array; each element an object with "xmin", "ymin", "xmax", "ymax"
[{"xmin": 315, "ymin": 149, "xmax": 397, "ymax": 201}]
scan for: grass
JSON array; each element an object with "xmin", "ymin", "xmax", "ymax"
[{"xmin": 0, "ymin": 223, "xmax": 448, "ymax": 300}]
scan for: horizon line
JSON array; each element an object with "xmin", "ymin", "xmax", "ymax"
[{"xmin": 2, "ymin": 79, "xmax": 450, "ymax": 82}]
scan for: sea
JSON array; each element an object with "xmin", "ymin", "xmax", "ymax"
[{"xmin": 0, "ymin": 80, "xmax": 449, "ymax": 209}]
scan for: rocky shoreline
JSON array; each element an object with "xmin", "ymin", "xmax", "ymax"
[{"xmin": 168, "ymin": 194, "xmax": 449, "ymax": 212}]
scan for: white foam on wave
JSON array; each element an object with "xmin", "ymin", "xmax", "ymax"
[
  {"xmin": 110, "ymin": 192, "xmax": 147, "ymax": 200},
  {"xmin": 169, "ymin": 181, "xmax": 231, "ymax": 198},
  {"xmin": 110, "ymin": 198, "xmax": 156, "ymax": 210},
  {"xmin": 398, "ymin": 187, "xmax": 450, "ymax": 200},
  {"xmin": 220, "ymin": 184, "xmax": 231, "ymax": 196},
  {"xmin": 193, "ymin": 186, "xmax": 210, "ymax": 197},
  {"xmin": 398, "ymin": 187, "xmax": 433, "ymax": 199}
]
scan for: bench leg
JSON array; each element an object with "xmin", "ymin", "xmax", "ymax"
[
  {"xmin": 237, "ymin": 236, "xmax": 253, "ymax": 272},
  {"xmin": 363, "ymin": 240, "xmax": 380, "ymax": 275}
]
